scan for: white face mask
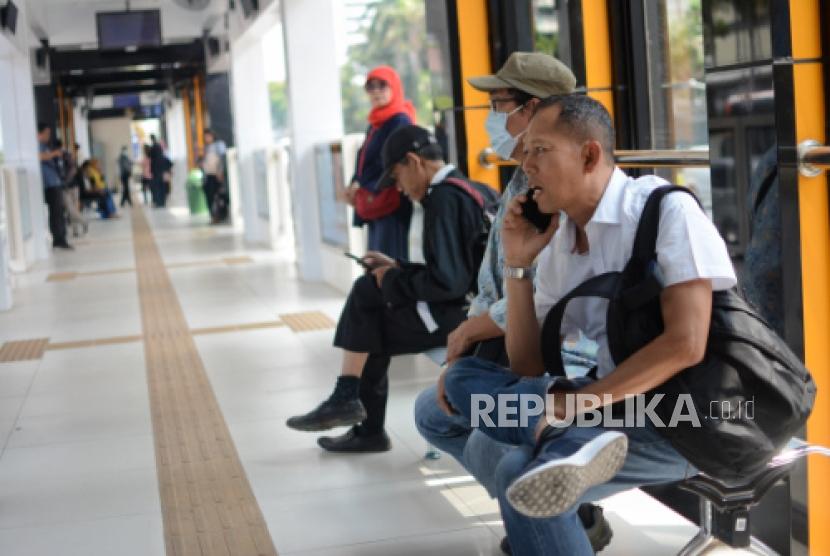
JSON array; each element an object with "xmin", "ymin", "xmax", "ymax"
[{"xmin": 485, "ymin": 105, "xmax": 522, "ymax": 160}]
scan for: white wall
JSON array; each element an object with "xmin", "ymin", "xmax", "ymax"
[
  {"xmin": 164, "ymin": 99, "xmax": 188, "ymax": 207},
  {"xmin": 73, "ymin": 105, "xmax": 91, "ymax": 161},
  {"xmin": 230, "ymin": 21, "xmax": 275, "ymax": 244},
  {"xmin": 0, "ymin": 0, "xmax": 49, "ymax": 266},
  {"xmin": 89, "ymin": 116, "xmax": 131, "ymax": 189}
]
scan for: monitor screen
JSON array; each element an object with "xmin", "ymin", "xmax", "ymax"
[{"xmin": 97, "ymin": 10, "xmax": 162, "ymax": 49}]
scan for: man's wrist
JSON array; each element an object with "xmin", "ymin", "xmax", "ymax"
[{"xmin": 503, "ymin": 265, "xmax": 534, "ymax": 280}]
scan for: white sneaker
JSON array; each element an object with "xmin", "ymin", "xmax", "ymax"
[{"xmin": 506, "ymin": 431, "xmax": 628, "ymax": 518}]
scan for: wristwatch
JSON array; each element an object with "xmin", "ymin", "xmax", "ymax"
[{"xmin": 503, "ymin": 265, "xmax": 533, "ymax": 280}]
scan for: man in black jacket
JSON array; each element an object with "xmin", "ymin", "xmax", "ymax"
[{"xmin": 287, "ymin": 125, "xmax": 494, "ymax": 453}]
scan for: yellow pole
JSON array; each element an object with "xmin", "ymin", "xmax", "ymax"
[
  {"xmin": 789, "ymin": 1, "xmax": 830, "ymax": 552},
  {"xmin": 193, "ymin": 75, "xmax": 205, "ymax": 159},
  {"xmin": 182, "ymin": 88, "xmax": 195, "ymax": 170}
]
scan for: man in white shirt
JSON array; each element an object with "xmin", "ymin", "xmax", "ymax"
[{"xmin": 443, "ymin": 94, "xmax": 736, "ymax": 555}]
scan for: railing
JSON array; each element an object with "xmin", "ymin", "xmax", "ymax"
[
  {"xmin": 479, "ymin": 147, "xmax": 711, "ymax": 170},
  {"xmin": 798, "ymin": 140, "xmax": 830, "ymax": 177}
]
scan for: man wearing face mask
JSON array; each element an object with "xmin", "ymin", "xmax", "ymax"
[{"xmin": 413, "ymin": 52, "xmax": 613, "ymax": 554}]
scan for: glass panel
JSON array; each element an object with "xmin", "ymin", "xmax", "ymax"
[
  {"xmin": 704, "ymin": 0, "xmax": 772, "ymax": 68},
  {"xmin": 644, "ymin": 1, "xmax": 711, "ymax": 209},
  {"xmin": 262, "ymin": 24, "xmax": 289, "ymax": 141},
  {"xmin": 424, "ymin": 0, "xmax": 458, "ymax": 164},
  {"xmin": 645, "ymin": 0, "xmax": 708, "ymax": 150},
  {"xmin": 338, "ymin": 1, "xmax": 429, "ymax": 133},
  {"xmin": 532, "ymin": 0, "xmax": 561, "ymax": 57}
]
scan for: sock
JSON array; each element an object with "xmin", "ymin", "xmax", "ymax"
[{"xmin": 333, "ymin": 375, "xmax": 360, "ymax": 400}]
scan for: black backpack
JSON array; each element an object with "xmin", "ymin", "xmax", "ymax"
[{"xmin": 541, "ymin": 185, "xmax": 816, "ymax": 483}]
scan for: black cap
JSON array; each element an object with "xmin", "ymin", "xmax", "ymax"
[{"xmin": 377, "ymin": 125, "xmax": 439, "ymax": 188}]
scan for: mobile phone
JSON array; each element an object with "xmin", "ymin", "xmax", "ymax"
[
  {"xmin": 520, "ymin": 188, "xmax": 553, "ymax": 233},
  {"xmin": 344, "ymin": 252, "xmax": 372, "ymax": 270}
]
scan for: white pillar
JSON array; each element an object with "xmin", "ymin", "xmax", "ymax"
[
  {"xmin": 282, "ymin": 0, "xmax": 344, "ymax": 282},
  {"xmin": 230, "ymin": 36, "xmax": 273, "ymax": 244},
  {"xmin": 165, "ymin": 99, "xmax": 188, "ymax": 208},
  {"xmin": 73, "ymin": 105, "xmax": 91, "ymax": 161},
  {"xmin": 0, "ymin": 35, "xmax": 49, "ymax": 264}
]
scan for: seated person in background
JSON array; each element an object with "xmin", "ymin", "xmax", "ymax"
[
  {"xmin": 83, "ymin": 159, "xmax": 118, "ymax": 219},
  {"xmin": 443, "ymin": 94, "xmax": 736, "ymax": 556},
  {"xmin": 287, "ymin": 125, "xmax": 496, "ymax": 453}
]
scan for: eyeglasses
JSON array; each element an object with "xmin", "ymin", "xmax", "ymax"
[
  {"xmin": 489, "ymin": 96, "xmax": 519, "ymax": 112},
  {"xmin": 365, "ymin": 80, "xmax": 390, "ymax": 92}
]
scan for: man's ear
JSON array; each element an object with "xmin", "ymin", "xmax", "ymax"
[{"xmin": 582, "ymin": 140, "xmax": 603, "ymax": 174}]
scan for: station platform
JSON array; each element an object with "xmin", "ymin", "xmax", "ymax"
[{"xmin": 0, "ymin": 204, "xmax": 744, "ymax": 555}]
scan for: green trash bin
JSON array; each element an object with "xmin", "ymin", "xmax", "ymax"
[{"xmin": 186, "ymin": 168, "xmax": 208, "ymax": 215}]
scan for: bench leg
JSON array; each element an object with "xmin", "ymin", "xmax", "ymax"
[{"xmin": 678, "ymin": 499, "xmax": 714, "ymax": 556}]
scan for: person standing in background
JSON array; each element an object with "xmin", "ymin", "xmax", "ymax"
[
  {"xmin": 342, "ymin": 66, "xmax": 414, "ymax": 260},
  {"xmin": 141, "ymin": 144, "xmax": 152, "ymax": 205},
  {"xmin": 118, "ymin": 146, "xmax": 133, "ymax": 207},
  {"xmin": 148, "ymin": 134, "xmax": 171, "ymax": 208},
  {"xmin": 201, "ymin": 129, "xmax": 228, "ymax": 223},
  {"xmin": 37, "ymin": 123, "xmax": 71, "ymax": 250}
]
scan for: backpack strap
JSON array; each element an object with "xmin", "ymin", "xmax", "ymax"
[
  {"xmin": 443, "ymin": 177, "xmax": 485, "ymax": 209},
  {"xmin": 541, "ymin": 271, "xmax": 621, "ymax": 377}
]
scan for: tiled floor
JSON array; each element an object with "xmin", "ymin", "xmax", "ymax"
[{"xmin": 0, "ymin": 205, "xmax": 719, "ymax": 555}]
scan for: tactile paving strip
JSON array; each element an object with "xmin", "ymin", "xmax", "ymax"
[
  {"xmin": 278, "ymin": 311, "xmax": 336, "ymax": 332},
  {"xmin": 131, "ymin": 209, "xmax": 278, "ymax": 556},
  {"xmin": 0, "ymin": 338, "xmax": 50, "ymax": 362}
]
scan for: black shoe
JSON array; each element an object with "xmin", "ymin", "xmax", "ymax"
[
  {"xmin": 286, "ymin": 396, "xmax": 366, "ymax": 432},
  {"xmin": 317, "ymin": 426, "xmax": 391, "ymax": 453},
  {"xmin": 53, "ymin": 241, "xmax": 73, "ymax": 250},
  {"xmin": 500, "ymin": 536, "xmax": 511, "ymax": 555},
  {"xmin": 580, "ymin": 503, "xmax": 613, "ymax": 553}
]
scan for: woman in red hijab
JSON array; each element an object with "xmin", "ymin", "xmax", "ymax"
[{"xmin": 345, "ymin": 66, "xmax": 415, "ymax": 260}]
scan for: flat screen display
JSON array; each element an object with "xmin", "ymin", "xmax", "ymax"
[{"xmin": 97, "ymin": 10, "xmax": 161, "ymax": 49}]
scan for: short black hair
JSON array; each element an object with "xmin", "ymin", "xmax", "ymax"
[
  {"xmin": 399, "ymin": 143, "xmax": 444, "ymax": 165},
  {"xmin": 534, "ymin": 94, "xmax": 615, "ymax": 160},
  {"xmin": 37, "ymin": 122, "xmax": 50, "ymax": 133},
  {"xmin": 508, "ymin": 88, "xmax": 536, "ymax": 107}
]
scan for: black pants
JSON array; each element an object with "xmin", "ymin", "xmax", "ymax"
[
  {"xmin": 120, "ymin": 173, "xmax": 132, "ymax": 206},
  {"xmin": 44, "ymin": 187, "xmax": 67, "ymax": 246},
  {"xmin": 333, "ymin": 274, "xmax": 465, "ymax": 434},
  {"xmin": 203, "ymin": 175, "xmax": 220, "ymax": 214},
  {"xmin": 150, "ymin": 176, "xmax": 166, "ymax": 207}
]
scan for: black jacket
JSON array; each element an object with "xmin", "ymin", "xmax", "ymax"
[{"xmin": 380, "ymin": 169, "xmax": 484, "ymax": 329}]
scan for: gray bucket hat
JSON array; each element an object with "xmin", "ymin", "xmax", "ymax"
[{"xmin": 468, "ymin": 52, "xmax": 576, "ymax": 98}]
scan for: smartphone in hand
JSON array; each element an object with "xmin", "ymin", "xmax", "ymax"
[
  {"xmin": 519, "ymin": 188, "xmax": 553, "ymax": 233},
  {"xmin": 344, "ymin": 252, "xmax": 372, "ymax": 271}
]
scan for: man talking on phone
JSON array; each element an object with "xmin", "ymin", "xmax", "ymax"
[
  {"xmin": 286, "ymin": 125, "xmax": 496, "ymax": 453},
  {"xmin": 412, "ymin": 53, "xmax": 612, "ymax": 554}
]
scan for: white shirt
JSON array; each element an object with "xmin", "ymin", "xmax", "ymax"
[
  {"xmin": 414, "ymin": 163, "xmax": 456, "ymax": 332},
  {"xmin": 534, "ymin": 168, "xmax": 737, "ymax": 378}
]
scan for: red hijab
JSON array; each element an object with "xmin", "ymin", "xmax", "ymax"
[{"xmin": 366, "ymin": 66, "xmax": 416, "ymax": 129}]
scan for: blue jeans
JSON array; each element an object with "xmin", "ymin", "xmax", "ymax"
[
  {"xmin": 414, "ymin": 385, "xmax": 512, "ymax": 497},
  {"xmin": 443, "ymin": 357, "xmax": 696, "ymax": 556}
]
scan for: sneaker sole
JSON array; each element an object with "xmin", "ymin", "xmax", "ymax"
[
  {"xmin": 286, "ymin": 410, "xmax": 368, "ymax": 432},
  {"xmin": 506, "ymin": 433, "xmax": 628, "ymax": 518}
]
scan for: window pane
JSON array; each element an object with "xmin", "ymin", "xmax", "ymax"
[
  {"xmin": 532, "ymin": 0, "xmax": 561, "ymax": 57},
  {"xmin": 338, "ymin": 1, "xmax": 430, "ymax": 135}
]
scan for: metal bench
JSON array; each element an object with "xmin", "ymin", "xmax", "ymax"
[{"xmin": 677, "ymin": 438, "xmax": 830, "ymax": 555}]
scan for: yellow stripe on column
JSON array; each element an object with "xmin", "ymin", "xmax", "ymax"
[
  {"xmin": 581, "ymin": 0, "xmax": 615, "ymax": 119},
  {"xmin": 455, "ymin": 0, "xmax": 499, "ymax": 190},
  {"xmin": 794, "ymin": 62, "xmax": 830, "ymax": 556}
]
